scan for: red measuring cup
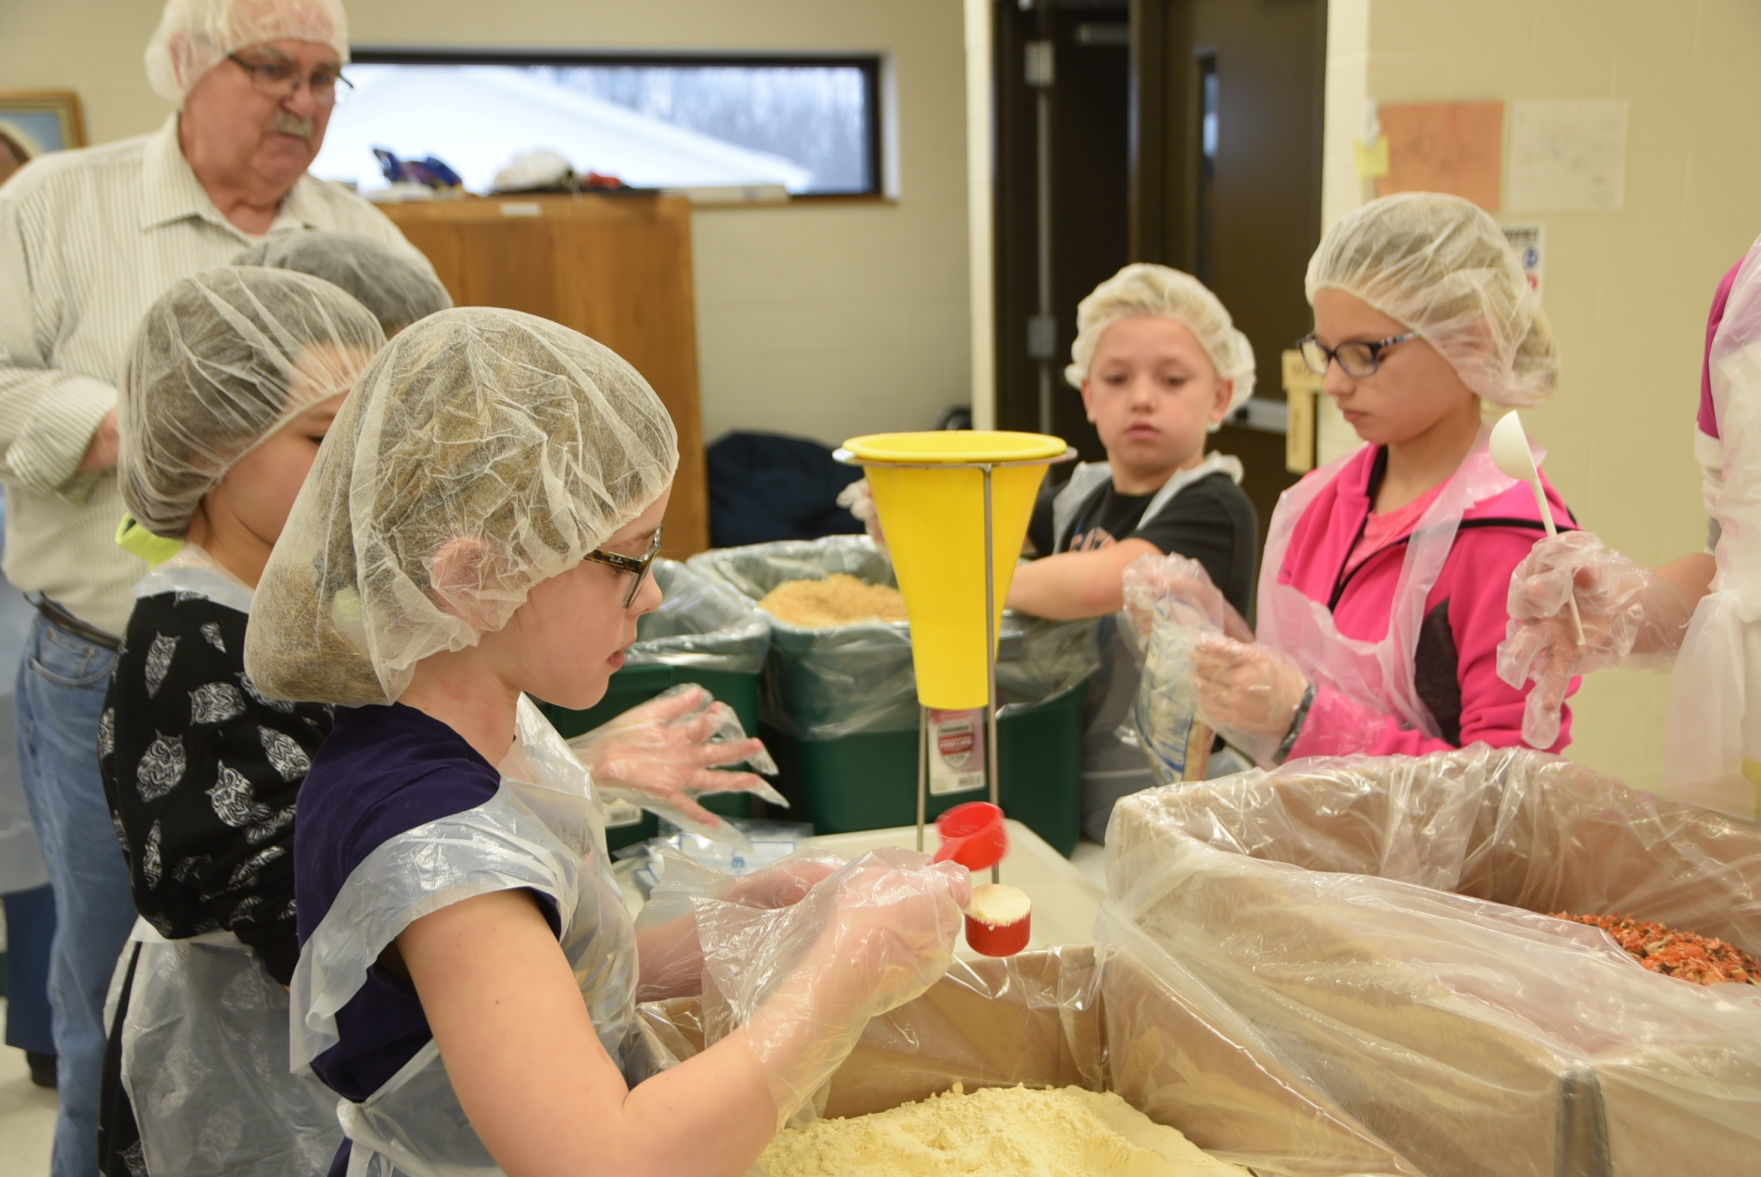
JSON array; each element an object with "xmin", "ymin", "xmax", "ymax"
[{"xmin": 931, "ymin": 801, "xmax": 1007, "ymax": 872}]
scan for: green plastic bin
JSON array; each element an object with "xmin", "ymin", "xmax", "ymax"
[
  {"xmin": 687, "ymin": 539, "xmax": 1098, "ymax": 854},
  {"xmin": 538, "ymin": 560, "xmax": 770, "ymax": 849},
  {"xmin": 760, "ymin": 682, "xmax": 1087, "ymax": 855}
]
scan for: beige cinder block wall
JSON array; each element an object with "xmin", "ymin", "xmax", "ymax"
[
  {"xmin": 1318, "ymin": 0, "xmax": 1761, "ymax": 790},
  {"xmin": 0, "ymin": 0, "xmax": 972, "ymax": 449}
]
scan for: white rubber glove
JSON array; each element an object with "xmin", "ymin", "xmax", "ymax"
[
  {"xmin": 835, "ymin": 478, "xmax": 887, "ymax": 555},
  {"xmin": 695, "ymin": 848, "xmax": 970, "ymax": 1127},
  {"xmin": 1498, "ymin": 531, "xmax": 1696, "ymax": 748},
  {"xmin": 568, "ymin": 685, "xmax": 784, "ymax": 846}
]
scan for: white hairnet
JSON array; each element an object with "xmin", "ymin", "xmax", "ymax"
[
  {"xmin": 244, "ymin": 307, "xmax": 681, "ymax": 706},
  {"xmin": 1065, "ymin": 263, "xmax": 1256, "ymax": 415},
  {"xmin": 120, "ymin": 265, "xmax": 384, "ymax": 539},
  {"xmin": 234, "ymin": 232, "xmax": 452, "ymax": 335},
  {"xmin": 1305, "ymin": 192, "xmax": 1557, "ymax": 408},
  {"xmin": 145, "ymin": 0, "xmax": 349, "ymax": 103}
]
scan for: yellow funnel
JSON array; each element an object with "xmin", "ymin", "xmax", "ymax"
[{"xmin": 840, "ymin": 431, "xmax": 1070, "ymax": 710}]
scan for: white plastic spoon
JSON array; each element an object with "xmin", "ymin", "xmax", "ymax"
[{"xmin": 1489, "ymin": 410, "xmax": 1584, "ymax": 643}]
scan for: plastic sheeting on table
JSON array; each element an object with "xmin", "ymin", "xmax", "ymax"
[
  {"xmin": 635, "ymin": 935, "xmax": 1422, "ymax": 1177},
  {"xmin": 686, "ymin": 537, "xmax": 1097, "ymax": 739},
  {"xmin": 1105, "ymin": 744, "xmax": 1761, "ymax": 1177}
]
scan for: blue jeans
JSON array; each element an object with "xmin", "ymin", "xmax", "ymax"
[{"xmin": 17, "ymin": 615, "xmax": 134, "ymax": 1177}]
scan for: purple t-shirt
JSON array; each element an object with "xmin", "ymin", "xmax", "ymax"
[
  {"xmin": 1699, "ymin": 260, "xmax": 1745, "ymax": 439},
  {"xmin": 293, "ymin": 703, "xmax": 562, "ymax": 1138}
]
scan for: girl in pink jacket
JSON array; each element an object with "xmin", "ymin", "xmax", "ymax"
[{"xmin": 1177, "ymin": 192, "xmax": 1577, "ymax": 765}]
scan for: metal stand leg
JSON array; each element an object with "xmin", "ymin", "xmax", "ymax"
[
  {"xmin": 915, "ymin": 703, "xmax": 928, "ymax": 853},
  {"xmin": 982, "ymin": 465, "xmax": 1000, "ymax": 886}
]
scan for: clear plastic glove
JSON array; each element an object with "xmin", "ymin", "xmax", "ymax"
[
  {"xmin": 634, "ymin": 847, "xmax": 846, "ymax": 1002},
  {"xmin": 1120, "ymin": 552, "xmax": 1253, "ymax": 643},
  {"xmin": 835, "ymin": 478, "xmax": 887, "ymax": 555},
  {"xmin": 1498, "ymin": 531, "xmax": 1696, "ymax": 749},
  {"xmin": 567, "ymin": 684, "xmax": 784, "ymax": 847},
  {"xmin": 1193, "ymin": 634, "xmax": 1314, "ymax": 768},
  {"xmin": 694, "ymin": 848, "xmax": 970, "ymax": 1127}
]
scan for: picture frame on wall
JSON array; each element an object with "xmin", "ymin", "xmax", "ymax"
[{"xmin": 0, "ymin": 90, "xmax": 87, "ymax": 186}]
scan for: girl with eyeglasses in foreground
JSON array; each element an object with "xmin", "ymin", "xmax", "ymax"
[
  {"xmin": 1140, "ymin": 191, "xmax": 1580, "ymax": 767},
  {"xmin": 243, "ymin": 307, "xmax": 968, "ymax": 1177}
]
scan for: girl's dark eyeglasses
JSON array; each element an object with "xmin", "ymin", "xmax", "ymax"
[
  {"xmin": 1297, "ymin": 331, "xmax": 1416, "ymax": 378},
  {"xmin": 583, "ymin": 529, "xmax": 663, "ymax": 608}
]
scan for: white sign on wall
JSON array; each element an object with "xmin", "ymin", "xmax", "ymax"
[
  {"xmin": 1502, "ymin": 223, "xmax": 1545, "ymax": 301},
  {"xmin": 1507, "ymin": 100, "xmax": 1628, "ymax": 212}
]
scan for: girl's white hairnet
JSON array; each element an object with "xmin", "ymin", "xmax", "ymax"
[
  {"xmin": 1065, "ymin": 263, "xmax": 1256, "ymax": 415},
  {"xmin": 1306, "ymin": 192, "xmax": 1558, "ymax": 408},
  {"xmin": 244, "ymin": 307, "xmax": 680, "ymax": 706},
  {"xmin": 120, "ymin": 265, "xmax": 384, "ymax": 539},
  {"xmin": 234, "ymin": 232, "xmax": 452, "ymax": 336},
  {"xmin": 145, "ymin": 0, "xmax": 349, "ymax": 103}
]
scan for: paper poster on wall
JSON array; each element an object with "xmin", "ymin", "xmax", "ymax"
[
  {"xmin": 1507, "ymin": 100, "xmax": 1627, "ymax": 212},
  {"xmin": 1501, "ymin": 223, "xmax": 1544, "ymax": 301},
  {"xmin": 1375, "ymin": 100, "xmax": 1503, "ymax": 211}
]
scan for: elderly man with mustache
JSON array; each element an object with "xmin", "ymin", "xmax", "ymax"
[{"xmin": 0, "ymin": 3, "xmax": 426, "ymax": 1173}]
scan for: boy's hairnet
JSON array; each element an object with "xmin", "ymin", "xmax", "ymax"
[
  {"xmin": 235, "ymin": 232, "xmax": 452, "ymax": 336},
  {"xmin": 120, "ymin": 265, "xmax": 384, "ymax": 539},
  {"xmin": 1065, "ymin": 263, "xmax": 1256, "ymax": 415},
  {"xmin": 1305, "ymin": 192, "xmax": 1557, "ymax": 408},
  {"xmin": 145, "ymin": 0, "xmax": 349, "ymax": 103},
  {"xmin": 244, "ymin": 307, "xmax": 681, "ymax": 706}
]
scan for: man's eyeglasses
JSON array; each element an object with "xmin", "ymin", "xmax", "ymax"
[
  {"xmin": 583, "ymin": 529, "xmax": 664, "ymax": 608},
  {"xmin": 227, "ymin": 54, "xmax": 353, "ymax": 103},
  {"xmin": 1297, "ymin": 332, "xmax": 1416, "ymax": 379}
]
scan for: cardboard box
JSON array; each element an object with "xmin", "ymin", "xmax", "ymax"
[
  {"xmin": 637, "ymin": 942, "xmax": 1421, "ymax": 1177},
  {"xmin": 1106, "ymin": 746, "xmax": 1761, "ymax": 1177}
]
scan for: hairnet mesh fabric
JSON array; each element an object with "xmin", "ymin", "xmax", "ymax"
[
  {"xmin": 120, "ymin": 265, "xmax": 384, "ymax": 538},
  {"xmin": 1306, "ymin": 192, "xmax": 1558, "ymax": 408},
  {"xmin": 245, "ymin": 307, "xmax": 680, "ymax": 705},
  {"xmin": 145, "ymin": 0, "xmax": 349, "ymax": 102},
  {"xmin": 1065, "ymin": 263, "xmax": 1257, "ymax": 413},
  {"xmin": 234, "ymin": 232, "xmax": 452, "ymax": 335}
]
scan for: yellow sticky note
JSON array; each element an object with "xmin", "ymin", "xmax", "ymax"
[{"xmin": 1354, "ymin": 135, "xmax": 1389, "ymax": 179}]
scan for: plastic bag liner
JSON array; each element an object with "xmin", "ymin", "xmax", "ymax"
[
  {"xmin": 1105, "ymin": 744, "xmax": 1761, "ymax": 1177},
  {"xmin": 628, "ymin": 559, "xmax": 771, "ymax": 676},
  {"xmin": 686, "ymin": 537, "xmax": 1098, "ymax": 739},
  {"xmin": 633, "ymin": 934, "xmax": 1421, "ymax": 1177}
]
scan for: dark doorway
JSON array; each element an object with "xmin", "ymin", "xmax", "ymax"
[{"xmin": 993, "ymin": 0, "xmax": 1328, "ymax": 536}]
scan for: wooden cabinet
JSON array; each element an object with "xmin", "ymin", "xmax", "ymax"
[{"xmin": 380, "ymin": 194, "xmax": 709, "ymax": 558}]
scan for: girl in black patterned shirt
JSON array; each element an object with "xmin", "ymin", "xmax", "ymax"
[{"xmin": 96, "ymin": 266, "xmax": 383, "ymax": 1177}]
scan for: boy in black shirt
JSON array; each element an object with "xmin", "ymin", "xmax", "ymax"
[{"xmin": 1010, "ymin": 264, "xmax": 1259, "ymax": 839}]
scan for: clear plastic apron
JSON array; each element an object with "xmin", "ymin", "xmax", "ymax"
[
  {"xmin": 1255, "ymin": 430, "xmax": 1517, "ymax": 741},
  {"xmin": 1666, "ymin": 238, "xmax": 1761, "ymax": 819},
  {"xmin": 289, "ymin": 696, "xmax": 638, "ymax": 1177},
  {"xmin": 1050, "ymin": 454, "xmax": 1245, "ymax": 821},
  {"xmin": 116, "ymin": 918, "xmax": 344, "ymax": 1175}
]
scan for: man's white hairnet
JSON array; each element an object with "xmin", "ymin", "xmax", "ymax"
[
  {"xmin": 244, "ymin": 307, "xmax": 681, "ymax": 706},
  {"xmin": 1305, "ymin": 192, "xmax": 1557, "ymax": 408},
  {"xmin": 234, "ymin": 232, "xmax": 452, "ymax": 336},
  {"xmin": 120, "ymin": 265, "xmax": 384, "ymax": 539},
  {"xmin": 145, "ymin": 0, "xmax": 349, "ymax": 103},
  {"xmin": 1065, "ymin": 263, "xmax": 1256, "ymax": 416}
]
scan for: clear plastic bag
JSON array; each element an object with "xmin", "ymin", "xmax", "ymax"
[
  {"xmin": 626, "ymin": 560, "xmax": 771, "ymax": 675},
  {"xmin": 1105, "ymin": 744, "xmax": 1761, "ymax": 1177},
  {"xmin": 687, "ymin": 538, "xmax": 1098, "ymax": 739},
  {"xmin": 636, "ymin": 933, "xmax": 1421, "ymax": 1176}
]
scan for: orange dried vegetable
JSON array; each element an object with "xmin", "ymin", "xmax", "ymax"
[{"xmin": 1553, "ymin": 913, "xmax": 1759, "ymax": 986}]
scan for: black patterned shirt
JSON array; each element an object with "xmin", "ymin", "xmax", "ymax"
[{"xmin": 99, "ymin": 585, "xmax": 332, "ymax": 985}]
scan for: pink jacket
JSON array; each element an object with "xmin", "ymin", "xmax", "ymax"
[{"xmin": 1275, "ymin": 445, "xmax": 1577, "ymax": 759}]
